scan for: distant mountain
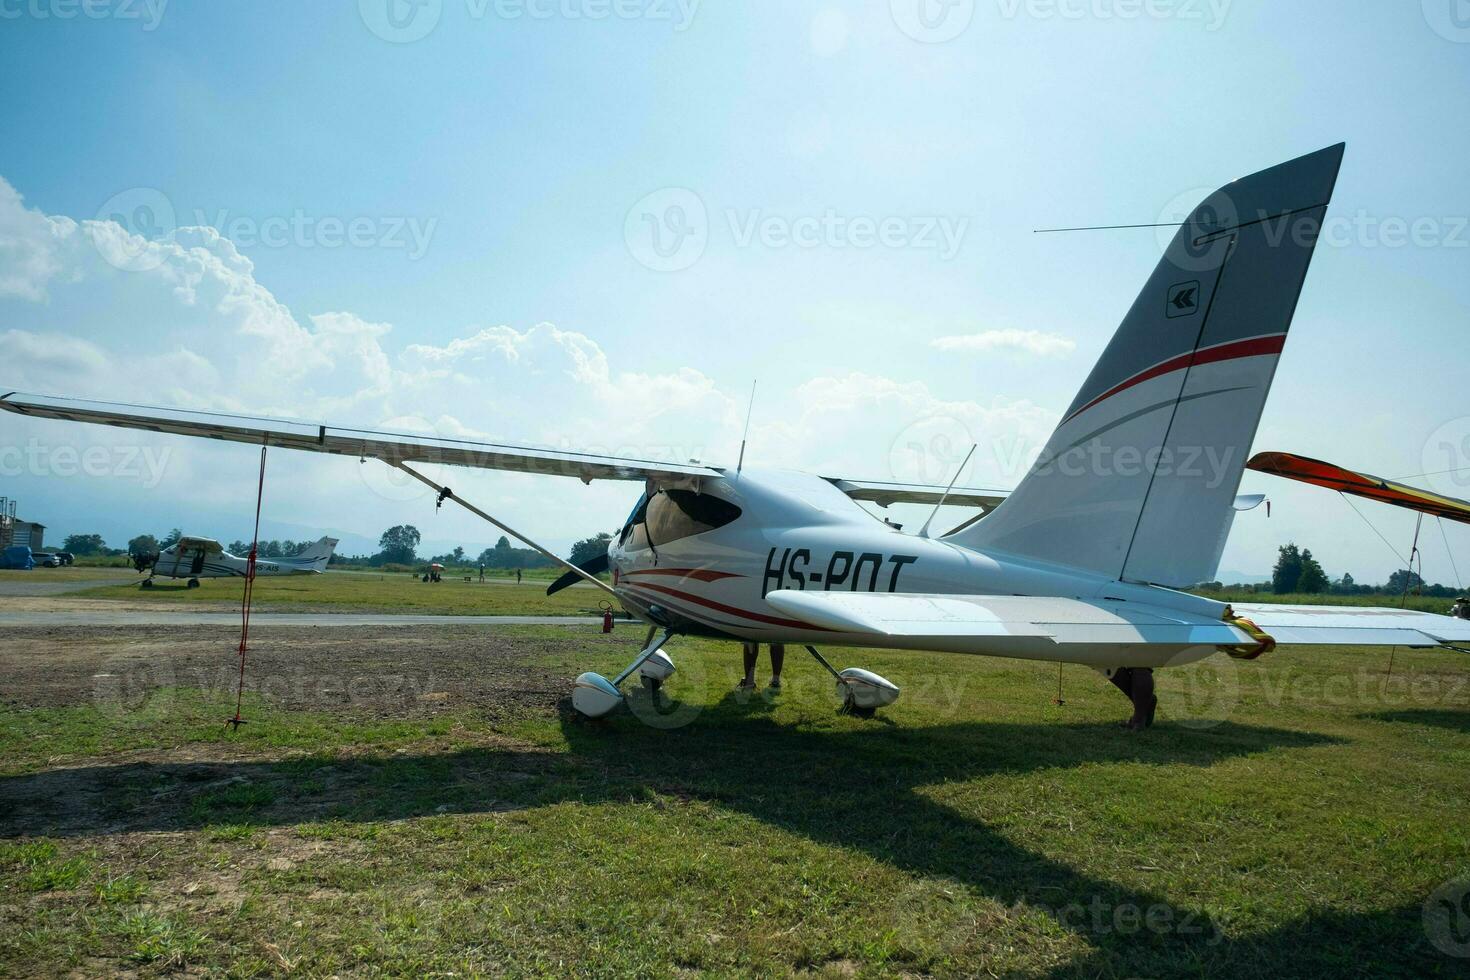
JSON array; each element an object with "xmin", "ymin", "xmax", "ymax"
[{"xmin": 1214, "ymin": 570, "xmax": 1271, "ymax": 585}]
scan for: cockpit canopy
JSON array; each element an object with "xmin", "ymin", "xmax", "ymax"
[{"xmin": 619, "ymin": 488, "xmax": 742, "ymax": 551}]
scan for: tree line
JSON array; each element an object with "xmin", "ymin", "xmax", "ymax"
[
  {"xmin": 1196, "ymin": 541, "xmax": 1464, "ymax": 598},
  {"xmin": 56, "ymin": 526, "xmax": 615, "ymax": 569}
]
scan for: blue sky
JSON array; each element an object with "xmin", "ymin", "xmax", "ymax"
[{"xmin": 1, "ymin": 0, "xmax": 1468, "ymax": 583}]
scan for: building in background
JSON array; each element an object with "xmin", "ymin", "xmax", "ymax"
[
  {"xmin": 11, "ymin": 520, "xmax": 44, "ymax": 551},
  {"xmin": 0, "ymin": 497, "xmax": 14, "ymax": 549}
]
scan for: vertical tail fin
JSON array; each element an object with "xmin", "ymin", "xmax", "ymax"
[
  {"xmin": 949, "ymin": 144, "xmax": 1344, "ymax": 587},
  {"xmin": 292, "ymin": 536, "xmax": 339, "ymax": 568}
]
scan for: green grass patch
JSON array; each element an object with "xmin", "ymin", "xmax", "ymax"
[
  {"xmin": 72, "ymin": 569, "xmax": 613, "ymax": 615},
  {"xmin": 2, "ymin": 632, "xmax": 1468, "ymax": 975}
]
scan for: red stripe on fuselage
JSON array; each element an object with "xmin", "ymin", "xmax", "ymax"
[
  {"xmin": 624, "ymin": 581, "xmax": 830, "ymax": 632},
  {"xmin": 1063, "ymin": 333, "xmax": 1286, "ymax": 425},
  {"xmin": 624, "ymin": 568, "xmax": 745, "ymax": 583}
]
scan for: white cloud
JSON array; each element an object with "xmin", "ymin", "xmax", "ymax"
[
  {"xmin": 0, "ymin": 176, "xmax": 1053, "ymax": 552},
  {"xmin": 0, "ymin": 178, "xmax": 76, "ymax": 301},
  {"xmin": 930, "ymin": 328, "xmax": 1076, "ymax": 357}
]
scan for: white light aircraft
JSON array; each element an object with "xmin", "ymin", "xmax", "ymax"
[
  {"xmin": 6, "ymin": 144, "xmax": 1469, "ymax": 728},
  {"xmin": 141, "ymin": 535, "xmax": 338, "ymax": 588}
]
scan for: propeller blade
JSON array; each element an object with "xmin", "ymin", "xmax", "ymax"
[{"xmin": 546, "ymin": 552, "xmax": 610, "ymax": 596}]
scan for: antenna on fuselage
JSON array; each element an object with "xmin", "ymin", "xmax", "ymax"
[
  {"xmin": 917, "ymin": 442, "xmax": 977, "ymax": 539},
  {"xmin": 736, "ymin": 380, "xmax": 757, "ymax": 476}
]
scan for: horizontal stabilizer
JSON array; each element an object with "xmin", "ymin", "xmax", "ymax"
[
  {"xmin": 1230, "ymin": 603, "xmax": 1470, "ymax": 646},
  {"xmin": 825, "ymin": 478, "xmax": 1008, "ymax": 510}
]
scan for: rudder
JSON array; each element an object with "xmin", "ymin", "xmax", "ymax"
[{"xmin": 949, "ymin": 144, "xmax": 1344, "ymax": 587}]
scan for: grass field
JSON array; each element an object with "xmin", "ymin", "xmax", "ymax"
[
  {"xmin": 65, "ymin": 568, "xmax": 614, "ymax": 616},
  {"xmin": 2, "ymin": 619, "xmax": 1469, "ymax": 976}
]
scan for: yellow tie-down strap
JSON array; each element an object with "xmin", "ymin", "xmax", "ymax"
[{"xmin": 1220, "ymin": 607, "xmax": 1277, "ymax": 660}]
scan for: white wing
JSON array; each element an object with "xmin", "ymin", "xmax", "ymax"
[
  {"xmin": 0, "ymin": 391, "xmax": 720, "ymax": 485},
  {"xmin": 823, "ymin": 478, "xmax": 1008, "ymax": 510},
  {"xmin": 767, "ymin": 590, "xmax": 1246, "ymax": 643},
  {"xmin": 766, "ymin": 590, "xmax": 1470, "ymax": 654},
  {"xmin": 766, "ymin": 591, "xmax": 1248, "ymax": 665},
  {"xmin": 1229, "ymin": 602, "xmax": 1470, "ymax": 646}
]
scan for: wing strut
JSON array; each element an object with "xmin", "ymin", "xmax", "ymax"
[{"xmin": 389, "ymin": 461, "xmax": 618, "ymax": 599}]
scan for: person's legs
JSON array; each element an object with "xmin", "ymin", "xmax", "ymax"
[
  {"xmin": 768, "ymin": 643, "xmax": 786, "ymax": 689},
  {"xmin": 741, "ymin": 641, "xmax": 759, "ymax": 688}
]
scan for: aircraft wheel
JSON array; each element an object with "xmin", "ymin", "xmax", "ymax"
[
  {"xmin": 187, "ymin": 578, "xmax": 201, "ymax": 589},
  {"xmin": 140, "ymin": 579, "xmax": 154, "ymax": 589}
]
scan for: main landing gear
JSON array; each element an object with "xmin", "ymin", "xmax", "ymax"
[
  {"xmin": 803, "ymin": 646, "xmax": 901, "ymax": 718},
  {"xmin": 573, "ymin": 627, "xmax": 678, "ymax": 719},
  {"xmin": 571, "ymin": 632, "xmax": 904, "ymax": 722},
  {"xmin": 1102, "ymin": 666, "xmax": 1157, "ymax": 731}
]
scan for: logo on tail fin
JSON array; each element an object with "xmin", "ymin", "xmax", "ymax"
[{"xmin": 1167, "ymin": 281, "xmax": 1200, "ymax": 318}]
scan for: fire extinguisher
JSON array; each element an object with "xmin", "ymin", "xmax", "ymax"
[{"xmin": 599, "ymin": 601, "xmax": 614, "ymax": 634}]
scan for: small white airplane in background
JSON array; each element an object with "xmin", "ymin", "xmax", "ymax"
[
  {"xmin": 142, "ymin": 535, "xmax": 338, "ymax": 588},
  {"xmin": 6, "ymin": 142, "xmax": 1469, "ymax": 729}
]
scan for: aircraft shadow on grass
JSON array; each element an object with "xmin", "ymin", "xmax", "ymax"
[
  {"xmin": 1360, "ymin": 707, "xmax": 1470, "ymax": 734},
  {"xmin": 6, "ymin": 711, "xmax": 1452, "ymax": 973}
]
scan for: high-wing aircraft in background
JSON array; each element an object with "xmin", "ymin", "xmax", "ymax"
[
  {"xmin": 6, "ymin": 143, "xmax": 1469, "ymax": 729},
  {"xmin": 139, "ymin": 535, "xmax": 338, "ymax": 588}
]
